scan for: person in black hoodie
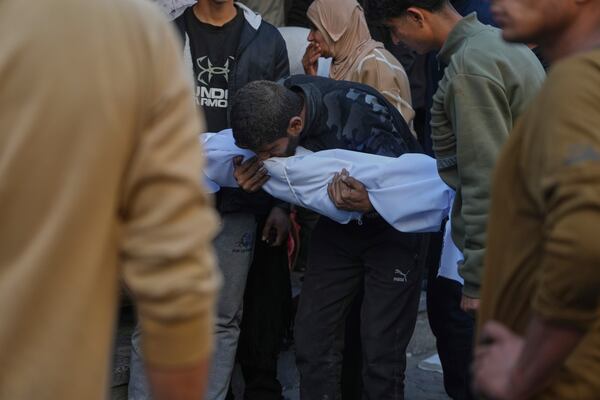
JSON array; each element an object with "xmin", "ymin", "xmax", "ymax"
[
  {"xmin": 231, "ymin": 77, "xmax": 423, "ymax": 400},
  {"xmin": 128, "ymin": 2, "xmax": 291, "ymax": 400}
]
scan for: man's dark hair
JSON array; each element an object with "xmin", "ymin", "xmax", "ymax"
[
  {"xmin": 231, "ymin": 80, "xmax": 304, "ymax": 151},
  {"xmin": 367, "ymin": 0, "xmax": 448, "ymax": 21}
]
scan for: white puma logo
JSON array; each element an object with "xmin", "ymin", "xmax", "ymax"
[{"xmin": 393, "ymin": 268, "xmax": 410, "ymax": 283}]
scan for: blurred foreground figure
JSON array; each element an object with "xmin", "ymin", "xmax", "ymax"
[
  {"xmin": 474, "ymin": 0, "xmax": 600, "ymax": 399},
  {"xmin": 0, "ymin": 0, "xmax": 220, "ymax": 399}
]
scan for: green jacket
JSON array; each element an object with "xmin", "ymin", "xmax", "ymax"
[{"xmin": 431, "ymin": 13, "xmax": 545, "ymax": 298}]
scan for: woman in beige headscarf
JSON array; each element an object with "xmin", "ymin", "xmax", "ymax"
[{"xmin": 302, "ymin": 0, "xmax": 415, "ymax": 130}]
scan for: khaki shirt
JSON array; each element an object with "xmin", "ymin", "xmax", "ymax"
[
  {"xmin": 480, "ymin": 49, "xmax": 600, "ymax": 399},
  {"xmin": 0, "ymin": 0, "xmax": 220, "ymax": 398}
]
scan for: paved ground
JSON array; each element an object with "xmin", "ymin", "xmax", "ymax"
[{"xmin": 272, "ymin": 342, "xmax": 448, "ymax": 400}]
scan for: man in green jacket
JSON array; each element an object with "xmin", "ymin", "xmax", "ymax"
[{"xmin": 374, "ymin": 0, "xmax": 545, "ymax": 312}]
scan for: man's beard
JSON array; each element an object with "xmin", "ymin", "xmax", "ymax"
[{"xmin": 284, "ymin": 135, "xmax": 300, "ymax": 157}]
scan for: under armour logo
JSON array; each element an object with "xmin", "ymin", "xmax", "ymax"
[
  {"xmin": 236, "ymin": 233, "xmax": 253, "ymax": 249},
  {"xmin": 394, "ymin": 268, "xmax": 410, "ymax": 283},
  {"xmin": 196, "ymin": 56, "xmax": 233, "ymax": 85},
  {"xmin": 233, "ymin": 232, "xmax": 253, "ymax": 254}
]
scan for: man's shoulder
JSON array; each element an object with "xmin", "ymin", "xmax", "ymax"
[
  {"xmin": 452, "ymin": 27, "xmax": 512, "ymax": 68},
  {"xmin": 252, "ymin": 17, "xmax": 285, "ymax": 46},
  {"xmin": 541, "ymin": 50, "xmax": 600, "ymax": 111},
  {"xmin": 285, "ymin": 75, "xmax": 328, "ymax": 88},
  {"xmin": 235, "ymin": 2, "xmax": 280, "ymax": 38},
  {"xmin": 548, "ymin": 50, "xmax": 600, "ymax": 84},
  {"xmin": 462, "ymin": 26, "xmax": 505, "ymax": 54},
  {"xmin": 446, "ymin": 28, "xmax": 541, "ymax": 84},
  {"xmin": 287, "ymin": 75, "xmax": 385, "ymax": 102},
  {"xmin": 172, "ymin": 6, "xmax": 191, "ymax": 37}
]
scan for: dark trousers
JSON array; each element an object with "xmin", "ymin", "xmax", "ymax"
[
  {"xmin": 295, "ymin": 217, "xmax": 422, "ymax": 400},
  {"xmin": 425, "ymin": 232, "xmax": 475, "ymax": 400},
  {"xmin": 235, "ymin": 221, "xmax": 292, "ymax": 400}
]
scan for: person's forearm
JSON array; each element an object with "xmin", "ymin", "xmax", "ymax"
[{"xmin": 509, "ymin": 315, "xmax": 584, "ymax": 399}]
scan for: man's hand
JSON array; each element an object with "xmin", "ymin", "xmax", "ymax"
[
  {"xmin": 473, "ymin": 321, "xmax": 524, "ymax": 400},
  {"xmin": 327, "ymin": 169, "xmax": 374, "ymax": 213},
  {"xmin": 461, "ymin": 294, "xmax": 480, "ymax": 314},
  {"xmin": 302, "ymin": 42, "xmax": 321, "ymax": 76},
  {"xmin": 262, "ymin": 206, "xmax": 290, "ymax": 247},
  {"xmin": 233, "ymin": 156, "xmax": 269, "ymax": 193}
]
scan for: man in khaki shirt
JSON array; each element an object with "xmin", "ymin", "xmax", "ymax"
[
  {"xmin": 474, "ymin": 0, "xmax": 600, "ymax": 399},
  {"xmin": 0, "ymin": 0, "xmax": 220, "ymax": 399}
]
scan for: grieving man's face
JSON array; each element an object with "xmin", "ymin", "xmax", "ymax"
[
  {"xmin": 491, "ymin": 0, "xmax": 572, "ymax": 43},
  {"xmin": 256, "ymin": 134, "xmax": 300, "ymax": 161}
]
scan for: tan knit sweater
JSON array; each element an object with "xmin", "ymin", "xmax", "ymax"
[{"xmin": 0, "ymin": 0, "xmax": 220, "ymax": 398}]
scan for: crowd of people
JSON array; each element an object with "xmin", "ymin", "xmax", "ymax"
[{"xmin": 1, "ymin": 0, "xmax": 599, "ymax": 400}]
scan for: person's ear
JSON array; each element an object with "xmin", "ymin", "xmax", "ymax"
[
  {"xmin": 287, "ymin": 116, "xmax": 304, "ymax": 137},
  {"xmin": 405, "ymin": 7, "xmax": 426, "ymax": 28}
]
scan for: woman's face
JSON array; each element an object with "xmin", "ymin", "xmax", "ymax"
[{"xmin": 307, "ymin": 25, "xmax": 334, "ymax": 58}]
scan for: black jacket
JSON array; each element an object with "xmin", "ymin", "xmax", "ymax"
[
  {"xmin": 176, "ymin": 3, "xmax": 290, "ymax": 215},
  {"xmin": 284, "ymin": 75, "xmax": 422, "ymax": 157}
]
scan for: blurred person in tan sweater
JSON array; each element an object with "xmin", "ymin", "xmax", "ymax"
[
  {"xmin": 0, "ymin": 0, "xmax": 220, "ymax": 399},
  {"xmin": 474, "ymin": 0, "xmax": 600, "ymax": 399}
]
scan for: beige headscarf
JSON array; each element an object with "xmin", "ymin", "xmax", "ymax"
[{"xmin": 307, "ymin": 0, "xmax": 383, "ymax": 81}]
